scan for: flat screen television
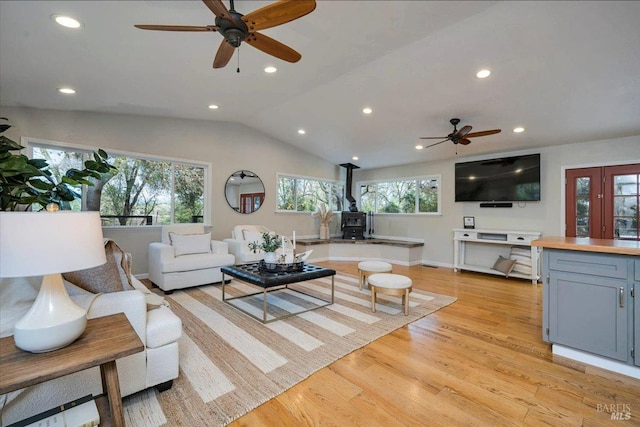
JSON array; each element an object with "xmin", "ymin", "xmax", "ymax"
[{"xmin": 455, "ymin": 153, "xmax": 541, "ymax": 202}]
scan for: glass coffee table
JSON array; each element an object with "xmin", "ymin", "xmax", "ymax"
[{"xmin": 221, "ymin": 263, "xmax": 336, "ymax": 323}]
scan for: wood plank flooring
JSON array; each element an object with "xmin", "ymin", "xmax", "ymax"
[{"xmin": 228, "ymin": 262, "xmax": 640, "ymax": 426}]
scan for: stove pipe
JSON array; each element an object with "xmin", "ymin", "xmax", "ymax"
[{"xmin": 340, "ymin": 162, "xmax": 360, "ymax": 212}]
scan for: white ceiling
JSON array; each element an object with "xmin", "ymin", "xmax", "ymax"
[{"xmin": 1, "ymin": 1, "xmax": 639, "ymax": 169}]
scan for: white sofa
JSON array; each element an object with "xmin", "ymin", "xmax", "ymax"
[
  {"xmin": 0, "ymin": 275, "xmax": 182, "ymax": 426},
  {"xmin": 148, "ymin": 224, "xmax": 236, "ymax": 293},
  {"xmin": 223, "ymin": 225, "xmax": 277, "ymax": 264}
]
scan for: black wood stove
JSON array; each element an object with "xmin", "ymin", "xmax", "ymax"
[{"xmin": 340, "ymin": 163, "xmax": 366, "ymax": 240}]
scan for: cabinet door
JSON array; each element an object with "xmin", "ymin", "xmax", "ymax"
[
  {"xmin": 548, "ymin": 271, "xmax": 628, "ymax": 361},
  {"xmin": 633, "ymin": 260, "xmax": 640, "ymax": 366}
]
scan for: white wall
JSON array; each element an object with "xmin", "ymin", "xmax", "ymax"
[
  {"xmin": 354, "ymin": 135, "xmax": 640, "ymax": 267},
  {"xmin": 2, "ymin": 106, "xmax": 638, "ymax": 273},
  {"xmin": 0, "ymin": 107, "xmax": 340, "ymax": 274}
]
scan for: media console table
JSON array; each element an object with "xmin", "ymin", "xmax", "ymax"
[{"xmin": 453, "ymin": 228, "xmax": 541, "ymax": 284}]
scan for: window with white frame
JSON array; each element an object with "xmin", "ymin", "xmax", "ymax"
[
  {"xmin": 277, "ymin": 174, "xmax": 345, "ymax": 212},
  {"xmin": 29, "ymin": 140, "xmax": 209, "ymax": 226},
  {"xmin": 359, "ymin": 175, "xmax": 441, "ymax": 214}
]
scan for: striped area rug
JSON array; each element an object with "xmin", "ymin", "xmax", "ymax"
[{"xmin": 122, "ymin": 273, "xmax": 456, "ymax": 426}]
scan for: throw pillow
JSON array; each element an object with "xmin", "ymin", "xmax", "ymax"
[
  {"xmin": 492, "ymin": 255, "xmax": 517, "ymax": 277},
  {"xmin": 510, "ymin": 246, "xmax": 530, "ymax": 257},
  {"xmin": 243, "ymin": 230, "xmax": 265, "ymax": 247},
  {"xmin": 63, "ymin": 239, "xmax": 134, "ymax": 294},
  {"xmin": 169, "ymin": 232, "xmax": 212, "ymax": 256},
  {"xmin": 510, "ymin": 246, "xmax": 532, "ymax": 275}
]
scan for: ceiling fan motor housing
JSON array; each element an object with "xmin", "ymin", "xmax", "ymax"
[{"xmin": 216, "ymin": 12, "xmax": 248, "ymax": 47}]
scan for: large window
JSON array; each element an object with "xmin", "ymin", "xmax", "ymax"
[
  {"xmin": 30, "ymin": 140, "xmax": 208, "ymax": 226},
  {"xmin": 359, "ymin": 176, "xmax": 441, "ymax": 214},
  {"xmin": 277, "ymin": 174, "xmax": 344, "ymax": 212}
]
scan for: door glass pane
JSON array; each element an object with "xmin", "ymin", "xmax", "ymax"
[
  {"xmin": 576, "ymin": 177, "xmax": 590, "ymax": 196},
  {"xmin": 613, "ymin": 173, "xmax": 638, "ymax": 240},
  {"xmin": 575, "ymin": 177, "xmax": 590, "ymax": 237},
  {"xmin": 614, "ymin": 174, "xmax": 637, "ymax": 195},
  {"xmin": 614, "ymin": 196, "xmax": 636, "ymax": 216},
  {"xmin": 576, "ymin": 197, "xmax": 590, "ymax": 215},
  {"xmin": 576, "ymin": 226, "xmax": 590, "ymax": 237}
]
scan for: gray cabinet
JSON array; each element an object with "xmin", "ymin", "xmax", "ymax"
[
  {"xmin": 543, "ymin": 249, "xmax": 636, "ymax": 364},
  {"xmin": 635, "ymin": 259, "xmax": 640, "ymax": 367}
]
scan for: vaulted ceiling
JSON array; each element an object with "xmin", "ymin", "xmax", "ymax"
[{"xmin": 1, "ymin": 1, "xmax": 639, "ymax": 169}]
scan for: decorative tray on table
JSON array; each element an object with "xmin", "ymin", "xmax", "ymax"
[{"xmin": 259, "ymin": 260, "xmax": 305, "ymax": 273}]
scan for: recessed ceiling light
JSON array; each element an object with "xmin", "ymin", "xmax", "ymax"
[
  {"xmin": 57, "ymin": 87, "xmax": 76, "ymax": 94},
  {"xmin": 415, "ymin": 145, "xmax": 424, "ymax": 150},
  {"xmin": 264, "ymin": 66, "xmax": 277, "ymax": 73},
  {"xmin": 52, "ymin": 15, "xmax": 82, "ymax": 29},
  {"xmin": 513, "ymin": 127, "xmax": 525, "ymax": 133},
  {"xmin": 352, "ymin": 156, "xmax": 359, "ymax": 161},
  {"xmin": 208, "ymin": 104, "xmax": 219, "ymax": 110},
  {"xmin": 297, "ymin": 129, "xmax": 306, "ymax": 135},
  {"xmin": 362, "ymin": 107, "xmax": 373, "ymax": 114},
  {"xmin": 476, "ymin": 69, "xmax": 491, "ymax": 79}
]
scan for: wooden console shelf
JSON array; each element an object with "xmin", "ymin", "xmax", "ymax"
[
  {"xmin": 0, "ymin": 313, "xmax": 143, "ymax": 427},
  {"xmin": 453, "ymin": 228, "xmax": 541, "ymax": 284}
]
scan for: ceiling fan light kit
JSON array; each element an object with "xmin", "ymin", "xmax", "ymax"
[{"xmin": 135, "ymin": 0, "xmax": 316, "ymax": 70}]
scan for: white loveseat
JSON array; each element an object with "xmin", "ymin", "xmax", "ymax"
[
  {"xmin": 148, "ymin": 224, "xmax": 235, "ymax": 293},
  {"xmin": 0, "ymin": 274, "xmax": 182, "ymax": 426}
]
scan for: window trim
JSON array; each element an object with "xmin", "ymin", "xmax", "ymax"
[
  {"xmin": 275, "ymin": 172, "xmax": 344, "ymax": 213},
  {"xmin": 356, "ymin": 174, "xmax": 442, "ymax": 215},
  {"xmin": 23, "ymin": 136, "xmax": 212, "ymax": 225}
]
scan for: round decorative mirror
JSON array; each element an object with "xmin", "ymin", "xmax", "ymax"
[{"xmin": 224, "ymin": 170, "xmax": 265, "ymax": 214}]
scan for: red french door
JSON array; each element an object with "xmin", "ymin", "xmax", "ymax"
[
  {"xmin": 566, "ymin": 164, "xmax": 639, "ymax": 240},
  {"xmin": 566, "ymin": 168, "xmax": 603, "ymax": 238},
  {"xmin": 240, "ymin": 192, "xmax": 264, "ymax": 214},
  {"xmin": 603, "ymin": 164, "xmax": 640, "ymax": 240}
]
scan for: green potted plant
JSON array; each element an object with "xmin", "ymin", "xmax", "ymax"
[
  {"xmin": 0, "ymin": 117, "xmax": 116, "ymax": 211},
  {"xmin": 248, "ymin": 231, "xmax": 283, "ymax": 263}
]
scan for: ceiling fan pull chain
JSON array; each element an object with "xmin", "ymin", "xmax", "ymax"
[{"xmin": 237, "ymin": 46, "xmax": 240, "ymax": 73}]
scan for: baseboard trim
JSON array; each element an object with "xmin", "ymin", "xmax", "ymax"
[{"xmin": 552, "ymin": 345, "xmax": 640, "ymax": 380}]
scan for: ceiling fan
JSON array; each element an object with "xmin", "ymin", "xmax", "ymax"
[
  {"xmin": 233, "ymin": 170, "xmax": 256, "ymax": 179},
  {"xmin": 134, "ymin": 0, "xmax": 316, "ymax": 69},
  {"xmin": 420, "ymin": 118, "xmax": 501, "ymax": 149}
]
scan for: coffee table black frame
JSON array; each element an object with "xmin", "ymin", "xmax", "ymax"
[{"xmin": 221, "ymin": 263, "xmax": 336, "ymax": 323}]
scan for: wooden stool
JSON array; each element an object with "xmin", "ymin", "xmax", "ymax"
[
  {"xmin": 368, "ymin": 273, "xmax": 412, "ymax": 315},
  {"xmin": 357, "ymin": 261, "xmax": 393, "ymax": 290}
]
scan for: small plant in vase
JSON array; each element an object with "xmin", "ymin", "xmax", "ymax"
[{"xmin": 248, "ymin": 232, "xmax": 283, "ymax": 263}]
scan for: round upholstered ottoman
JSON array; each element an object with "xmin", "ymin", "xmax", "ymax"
[
  {"xmin": 357, "ymin": 261, "xmax": 393, "ymax": 290},
  {"xmin": 368, "ymin": 273, "xmax": 413, "ymax": 315}
]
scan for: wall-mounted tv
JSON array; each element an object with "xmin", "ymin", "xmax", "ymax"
[{"xmin": 455, "ymin": 153, "xmax": 541, "ymax": 202}]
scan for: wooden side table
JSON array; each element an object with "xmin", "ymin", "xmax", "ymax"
[{"xmin": 0, "ymin": 313, "xmax": 144, "ymax": 427}]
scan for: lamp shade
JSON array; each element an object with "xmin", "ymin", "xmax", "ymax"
[{"xmin": 0, "ymin": 211, "xmax": 106, "ymax": 278}]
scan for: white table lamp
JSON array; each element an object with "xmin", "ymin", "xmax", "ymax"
[{"xmin": 0, "ymin": 211, "xmax": 106, "ymax": 353}]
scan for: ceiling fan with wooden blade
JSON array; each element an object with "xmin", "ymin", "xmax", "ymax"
[
  {"xmin": 420, "ymin": 118, "xmax": 501, "ymax": 149},
  {"xmin": 134, "ymin": 0, "xmax": 316, "ymax": 69}
]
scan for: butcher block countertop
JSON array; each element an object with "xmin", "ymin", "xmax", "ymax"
[{"xmin": 532, "ymin": 236, "xmax": 640, "ymax": 256}]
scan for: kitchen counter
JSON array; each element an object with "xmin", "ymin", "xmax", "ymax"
[{"xmin": 532, "ymin": 236, "xmax": 640, "ymax": 256}]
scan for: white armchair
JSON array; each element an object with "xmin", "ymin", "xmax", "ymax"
[
  {"xmin": 148, "ymin": 224, "xmax": 235, "ymax": 293},
  {"xmin": 224, "ymin": 225, "xmax": 295, "ymax": 264}
]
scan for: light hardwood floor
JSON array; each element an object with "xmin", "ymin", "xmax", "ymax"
[{"xmin": 229, "ymin": 261, "xmax": 640, "ymax": 426}]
